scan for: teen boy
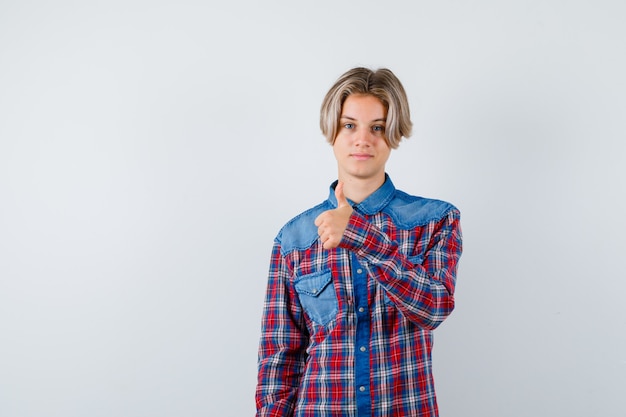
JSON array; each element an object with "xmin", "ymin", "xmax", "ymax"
[{"xmin": 256, "ymin": 67, "xmax": 463, "ymax": 417}]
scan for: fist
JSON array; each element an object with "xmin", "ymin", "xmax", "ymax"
[{"xmin": 314, "ymin": 182, "xmax": 353, "ymax": 249}]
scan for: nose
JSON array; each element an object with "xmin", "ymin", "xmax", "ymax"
[{"xmin": 354, "ymin": 127, "xmax": 373, "ymax": 146}]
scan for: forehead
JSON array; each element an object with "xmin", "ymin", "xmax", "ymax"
[{"xmin": 341, "ymin": 94, "xmax": 387, "ymax": 120}]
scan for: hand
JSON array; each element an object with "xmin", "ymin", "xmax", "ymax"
[{"xmin": 314, "ymin": 182, "xmax": 353, "ymax": 249}]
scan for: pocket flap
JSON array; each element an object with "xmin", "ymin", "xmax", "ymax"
[{"xmin": 294, "ymin": 271, "xmax": 332, "ymax": 297}]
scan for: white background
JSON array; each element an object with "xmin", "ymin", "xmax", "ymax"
[{"xmin": 1, "ymin": 1, "xmax": 625, "ymax": 416}]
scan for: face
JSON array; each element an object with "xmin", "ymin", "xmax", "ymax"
[{"xmin": 333, "ymin": 94, "xmax": 391, "ymax": 184}]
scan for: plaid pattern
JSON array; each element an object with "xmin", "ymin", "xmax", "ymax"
[{"xmin": 256, "ymin": 177, "xmax": 462, "ymax": 417}]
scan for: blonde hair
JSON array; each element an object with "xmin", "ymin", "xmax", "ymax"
[{"xmin": 320, "ymin": 67, "xmax": 413, "ymax": 149}]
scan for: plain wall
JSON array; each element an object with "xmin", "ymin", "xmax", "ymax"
[{"xmin": 1, "ymin": 1, "xmax": 625, "ymax": 416}]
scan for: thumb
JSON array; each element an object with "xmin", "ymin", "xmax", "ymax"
[{"xmin": 335, "ymin": 182, "xmax": 350, "ymax": 208}]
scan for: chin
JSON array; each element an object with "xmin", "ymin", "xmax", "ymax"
[{"xmin": 350, "ymin": 171, "xmax": 380, "ymax": 181}]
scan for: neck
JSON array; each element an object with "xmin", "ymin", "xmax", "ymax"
[{"xmin": 338, "ymin": 174, "xmax": 386, "ymax": 204}]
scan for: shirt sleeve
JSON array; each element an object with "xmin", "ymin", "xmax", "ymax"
[
  {"xmin": 255, "ymin": 241, "xmax": 309, "ymax": 417},
  {"xmin": 340, "ymin": 208, "xmax": 463, "ymax": 330}
]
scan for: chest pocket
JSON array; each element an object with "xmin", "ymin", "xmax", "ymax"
[{"xmin": 294, "ymin": 270, "xmax": 338, "ymax": 326}]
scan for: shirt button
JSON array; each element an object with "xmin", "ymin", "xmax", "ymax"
[
  {"xmin": 359, "ymin": 386, "xmax": 366, "ymax": 392},
  {"xmin": 358, "ymin": 307, "xmax": 365, "ymax": 313},
  {"xmin": 357, "ymin": 268, "xmax": 363, "ymax": 274},
  {"xmin": 360, "ymin": 346, "xmax": 366, "ymax": 352}
]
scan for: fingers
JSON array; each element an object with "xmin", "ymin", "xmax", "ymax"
[
  {"xmin": 322, "ymin": 237, "xmax": 340, "ymax": 249},
  {"xmin": 315, "ymin": 182, "xmax": 347, "ymax": 227},
  {"xmin": 335, "ymin": 182, "xmax": 349, "ymax": 208},
  {"xmin": 319, "ymin": 228, "xmax": 340, "ymax": 249},
  {"xmin": 315, "ymin": 182, "xmax": 352, "ymax": 250},
  {"xmin": 315, "ymin": 213, "xmax": 339, "ymax": 249}
]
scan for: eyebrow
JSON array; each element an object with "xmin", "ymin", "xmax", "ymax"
[{"xmin": 340, "ymin": 115, "xmax": 387, "ymax": 123}]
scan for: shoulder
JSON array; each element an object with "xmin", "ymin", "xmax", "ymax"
[
  {"xmin": 275, "ymin": 200, "xmax": 332, "ymax": 254},
  {"xmin": 384, "ymin": 189, "xmax": 460, "ymax": 229}
]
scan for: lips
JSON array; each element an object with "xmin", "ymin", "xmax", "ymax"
[{"xmin": 351, "ymin": 153, "xmax": 373, "ymax": 160}]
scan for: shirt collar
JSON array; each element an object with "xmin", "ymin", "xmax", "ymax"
[{"xmin": 328, "ymin": 174, "xmax": 396, "ymax": 215}]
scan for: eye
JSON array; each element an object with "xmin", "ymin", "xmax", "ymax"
[
  {"xmin": 343, "ymin": 123, "xmax": 355, "ymax": 129},
  {"xmin": 372, "ymin": 125, "xmax": 385, "ymax": 133}
]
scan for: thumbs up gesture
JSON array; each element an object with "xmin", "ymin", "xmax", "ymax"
[{"xmin": 314, "ymin": 182, "xmax": 353, "ymax": 249}]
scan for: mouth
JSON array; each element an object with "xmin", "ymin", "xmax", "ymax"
[{"xmin": 351, "ymin": 153, "xmax": 373, "ymax": 160}]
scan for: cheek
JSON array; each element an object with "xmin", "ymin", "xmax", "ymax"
[
  {"xmin": 376, "ymin": 140, "xmax": 391, "ymax": 154},
  {"xmin": 379, "ymin": 146, "xmax": 391, "ymax": 162},
  {"xmin": 332, "ymin": 135, "xmax": 348, "ymax": 151},
  {"xmin": 332, "ymin": 142, "xmax": 342, "ymax": 160}
]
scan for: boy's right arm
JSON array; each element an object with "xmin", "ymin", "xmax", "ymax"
[{"xmin": 255, "ymin": 242, "xmax": 309, "ymax": 417}]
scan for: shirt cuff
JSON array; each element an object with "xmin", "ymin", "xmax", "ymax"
[{"xmin": 339, "ymin": 212, "xmax": 394, "ymax": 259}]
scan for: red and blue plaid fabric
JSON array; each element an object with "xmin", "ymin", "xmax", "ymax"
[{"xmin": 256, "ymin": 176, "xmax": 462, "ymax": 416}]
